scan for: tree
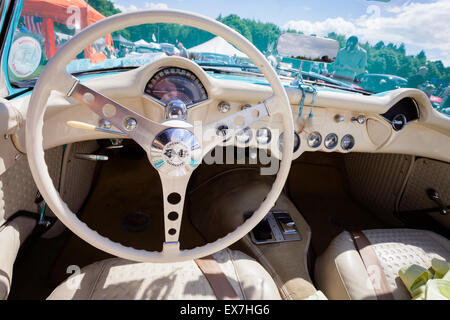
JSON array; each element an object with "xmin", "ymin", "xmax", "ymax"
[
  {"xmin": 86, "ymin": 0, "xmax": 120, "ymax": 17},
  {"xmin": 417, "ymin": 50, "xmax": 427, "ymax": 64},
  {"xmin": 374, "ymin": 41, "xmax": 385, "ymax": 50},
  {"xmin": 217, "ymin": 14, "xmax": 253, "ymax": 43}
]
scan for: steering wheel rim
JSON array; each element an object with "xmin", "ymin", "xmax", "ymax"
[{"xmin": 25, "ymin": 9, "xmax": 294, "ymax": 262}]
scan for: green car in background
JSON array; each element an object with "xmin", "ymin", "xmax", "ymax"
[{"xmin": 358, "ymin": 73, "xmax": 407, "ymax": 93}]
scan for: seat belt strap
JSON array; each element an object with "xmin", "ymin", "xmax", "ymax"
[
  {"xmin": 349, "ymin": 230, "xmax": 394, "ymax": 300},
  {"xmin": 195, "ymin": 255, "xmax": 240, "ymax": 300}
]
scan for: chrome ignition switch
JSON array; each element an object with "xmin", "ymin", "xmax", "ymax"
[
  {"xmin": 351, "ymin": 115, "xmax": 366, "ymax": 124},
  {"xmin": 165, "ymin": 99, "xmax": 188, "ymax": 120}
]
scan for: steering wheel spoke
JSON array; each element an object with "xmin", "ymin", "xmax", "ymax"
[
  {"xmin": 68, "ymin": 81, "xmax": 167, "ymax": 153},
  {"xmin": 158, "ymin": 172, "xmax": 192, "ymax": 256}
]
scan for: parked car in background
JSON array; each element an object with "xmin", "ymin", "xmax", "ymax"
[
  {"xmin": 159, "ymin": 43, "xmax": 180, "ymax": 56},
  {"xmin": 193, "ymin": 52, "xmax": 234, "ymax": 64}
]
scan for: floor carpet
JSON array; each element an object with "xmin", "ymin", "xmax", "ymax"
[{"xmin": 287, "ymin": 152, "xmax": 386, "ymax": 257}]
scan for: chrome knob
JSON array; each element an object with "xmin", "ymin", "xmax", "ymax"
[
  {"xmin": 123, "ymin": 117, "xmax": 137, "ymax": 131},
  {"xmin": 99, "ymin": 119, "xmax": 111, "ymax": 129},
  {"xmin": 351, "ymin": 115, "xmax": 366, "ymax": 124},
  {"xmin": 165, "ymin": 99, "xmax": 187, "ymax": 120},
  {"xmin": 334, "ymin": 114, "xmax": 345, "ymax": 123},
  {"xmin": 218, "ymin": 101, "xmax": 231, "ymax": 113},
  {"xmin": 357, "ymin": 115, "xmax": 366, "ymax": 124}
]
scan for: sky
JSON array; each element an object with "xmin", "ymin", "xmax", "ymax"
[{"xmin": 111, "ymin": 0, "xmax": 450, "ymax": 66}]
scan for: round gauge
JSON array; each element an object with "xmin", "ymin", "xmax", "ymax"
[
  {"xmin": 391, "ymin": 114, "xmax": 407, "ymax": 131},
  {"xmin": 145, "ymin": 67, "xmax": 208, "ymax": 106},
  {"xmin": 324, "ymin": 133, "xmax": 338, "ymax": 149},
  {"xmin": 216, "ymin": 124, "xmax": 231, "ymax": 141},
  {"xmin": 256, "ymin": 127, "xmax": 272, "ymax": 145},
  {"xmin": 279, "ymin": 132, "xmax": 300, "ymax": 152},
  {"xmin": 307, "ymin": 131, "xmax": 322, "ymax": 148},
  {"xmin": 341, "ymin": 134, "xmax": 355, "ymax": 150},
  {"xmin": 235, "ymin": 127, "xmax": 253, "ymax": 145}
]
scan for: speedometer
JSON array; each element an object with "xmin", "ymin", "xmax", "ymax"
[{"xmin": 145, "ymin": 67, "xmax": 208, "ymax": 106}]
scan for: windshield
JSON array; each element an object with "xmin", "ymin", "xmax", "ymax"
[{"xmin": 7, "ymin": 0, "xmax": 450, "ymax": 115}]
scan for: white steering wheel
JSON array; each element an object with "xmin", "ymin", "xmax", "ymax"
[{"xmin": 26, "ymin": 9, "xmax": 294, "ymax": 262}]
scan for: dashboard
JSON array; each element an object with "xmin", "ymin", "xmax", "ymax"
[{"xmin": 2, "ymin": 56, "xmax": 449, "ymax": 170}]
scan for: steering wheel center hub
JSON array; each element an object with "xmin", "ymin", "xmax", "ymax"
[
  {"xmin": 151, "ymin": 127, "xmax": 201, "ymax": 175},
  {"xmin": 163, "ymin": 141, "xmax": 190, "ymax": 166}
]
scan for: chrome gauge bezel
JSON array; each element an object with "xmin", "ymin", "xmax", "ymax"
[
  {"xmin": 341, "ymin": 134, "xmax": 355, "ymax": 151},
  {"xmin": 307, "ymin": 131, "xmax": 322, "ymax": 148},
  {"xmin": 235, "ymin": 126, "xmax": 253, "ymax": 145},
  {"xmin": 256, "ymin": 127, "xmax": 272, "ymax": 145},
  {"xmin": 324, "ymin": 133, "xmax": 339, "ymax": 149},
  {"xmin": 144, "ymin": 67, "xmax": 208, "ymax": 107},
  {"xmin": 279, "ymin": 132, "xmax": 300, "ymax": 152}
]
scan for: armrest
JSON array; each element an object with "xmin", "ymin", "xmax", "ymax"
[{"xmin": 0, "ymin": 216, "xmax": 36, "ymax": 299}]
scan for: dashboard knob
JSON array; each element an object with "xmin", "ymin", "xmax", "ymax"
[
  {"xmin": 351, "ymin": 115, "xmax": 366, "ymax": 124},
  {"xmin": 357, "ymin": 115, "xmax": 366, "ymax": 124},
  {"xmin": 218, "ymin": 101, "xmax": 231, "ymax": 113},
  {"xmin": 99, "ymin": 119, "xmax": 111, "ymax": 129},
  {"xmin": 334, "ymin": 114, "xmax": 345, "ymax": 122},
  {"xmin": 123, "ymin": 117, "xmax": 137, "ymax": 131}
]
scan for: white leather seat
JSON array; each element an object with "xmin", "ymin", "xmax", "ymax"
[
  {"xmin": 47, "ymin": 248, "xmax": 281, "ymax": 300},
  {"xmin": 315, "ymin": 229, "xmax": 450, "ymax": 300}
]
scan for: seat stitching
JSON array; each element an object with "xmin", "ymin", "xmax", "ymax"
[
  {"xmin": 227, "ymin": 249, "xmax": 247, "ymax": 300},
  {"xmin": 87, "ymin": 260, "xmax": 108, "ymax": 300},
  {"xmin": 333, "ymin": 255, "xmax": 353, "ymax": 300}
]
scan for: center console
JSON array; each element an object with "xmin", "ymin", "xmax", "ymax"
[{"xmin": 247, "ymin": 210, "xmax": 302, "ymax": 244}]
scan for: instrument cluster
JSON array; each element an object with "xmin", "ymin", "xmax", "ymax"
[
  {"xmin": 145, "ymin": 67, "xmax": 208, "ymax": 106},
  {"xmin": 214, "ymin": 102, "xmax": 356, "ymax": 156}
]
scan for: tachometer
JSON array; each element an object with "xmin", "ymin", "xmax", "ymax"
[{"xmin": 145, "ymin": 67, "xmax": 208, "ymax": 106}]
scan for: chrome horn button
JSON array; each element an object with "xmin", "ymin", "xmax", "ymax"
[{"xmin": 151, "ymin": 127, "xmax": 201, "ymax": 176}]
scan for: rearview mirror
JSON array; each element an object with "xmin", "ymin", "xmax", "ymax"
[{"xmin": 276, "ymin": 33, "xmax": 339, "ymax": 63}]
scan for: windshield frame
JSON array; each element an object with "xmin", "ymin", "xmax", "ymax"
[{"xmin": 1, "ymin": 0, "xmax": 26, "ymax": 95}]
